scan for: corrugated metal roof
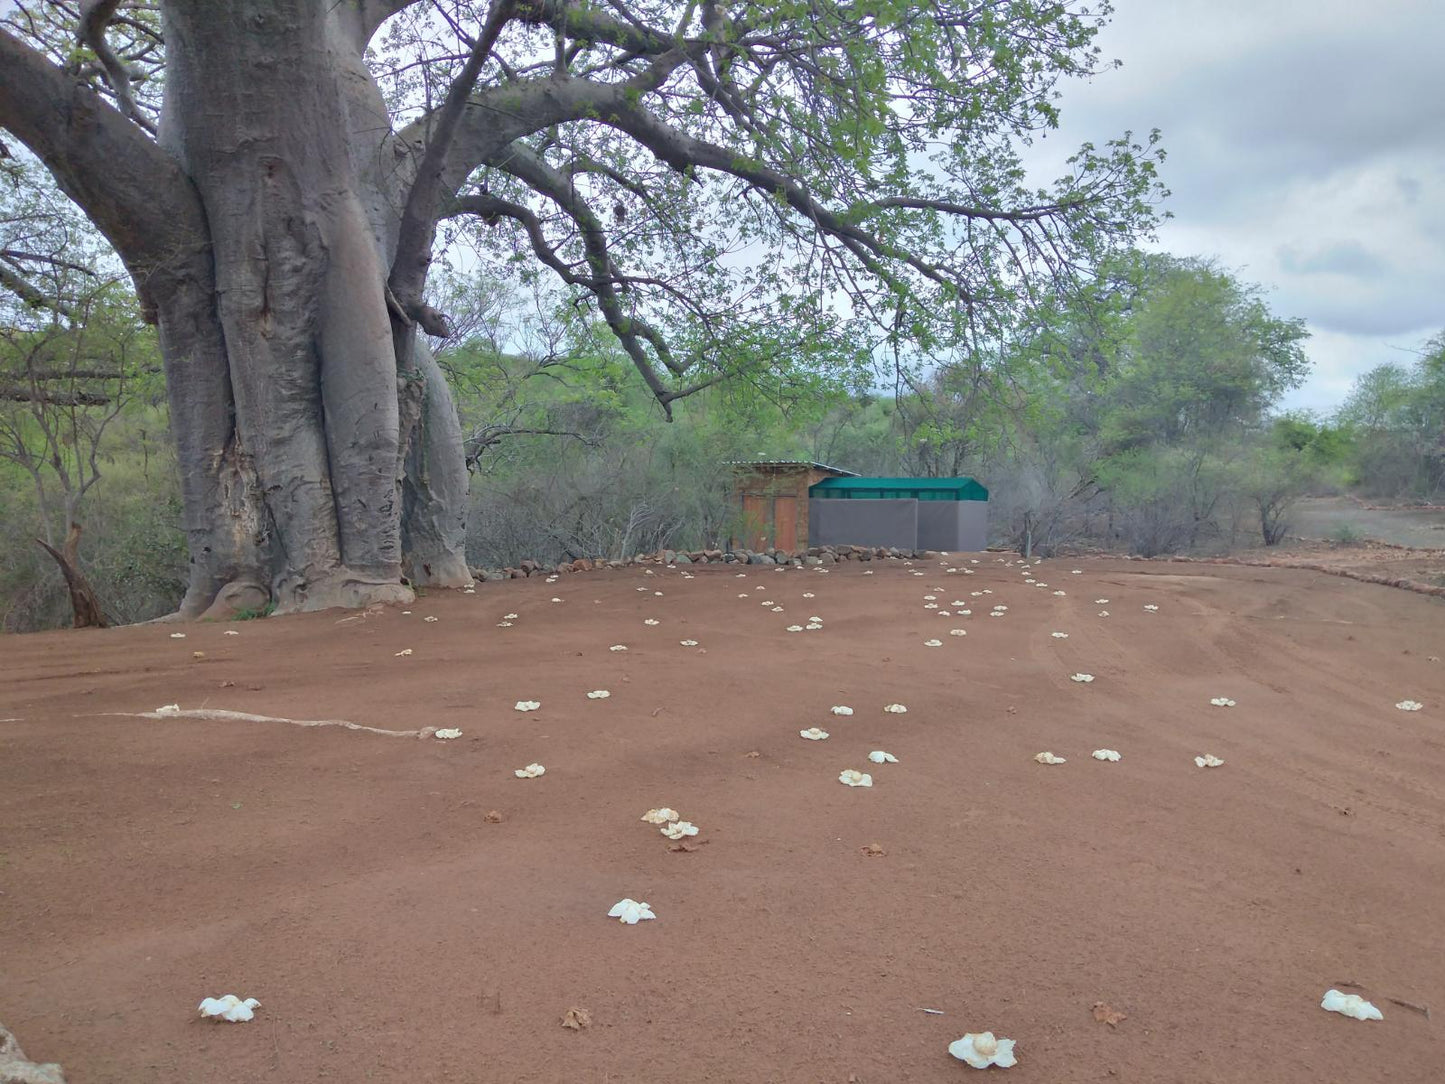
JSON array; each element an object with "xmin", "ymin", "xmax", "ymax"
[
  {"xmin": 811, "ymin": 475, "xmax": 989, "ymax": 500},
  {"xmin": 725, "ymin": 460, "xmax": 859, "ymax": 477}
]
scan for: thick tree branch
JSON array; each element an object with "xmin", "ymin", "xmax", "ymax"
[{"xmin": 0, "ymin": 28, "xmax": 210, "ymax": 319}]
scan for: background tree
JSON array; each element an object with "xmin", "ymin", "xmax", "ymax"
[
  {"xmin": 1, "ymin": 154, "xmax": 160, "ymax": 625},
  {"xmin": 0, "ymin": 0, "xmax": 1163, "ymax": 617}
]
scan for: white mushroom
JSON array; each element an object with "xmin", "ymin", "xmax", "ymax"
[
  {"xmin": 433, "ymin": 728, "xmax": 463, "ymax": 740},
  {"xmin": 923, "ymin": 639, "xmax": 943, "ymax": 647},
  {"xmin": 640, "ymin": 808, "xmax": 679, "ymax": 824},
  {"xmin": 660, "ymin": 820, "xmax": 699, "ymax": 839},
  {"xmin": 800, "ymin": 727, "xmax": 830, "ymax": 740},
  {"xmin": 198, "ymin": 995, "xmax": 261, "ymax": 1023},
  {"xmin": 883, "ymin": 703, "xmax": 908, "ymax": 714},
  {"xmin": 1194, "ymin": 754, "xmax": 1224, "ymax": 768},
  {"xmin": 1034, "ymin": 751, "xmax": 1067, "ymax": 765},
  {"xmin": 838, "ymin": 769, "xmax": 874, "ymax": 787},
  {"xmin": 607, "ymin": 898, "xmax": 656, "ymax": 924},
  {"xmin": 868, "ymin": 750, "xmax": 898, "ymax": 764},
  {"xmin": 586, "ymin": 690, "xmax": 611, "ymax": 700},
  {"xmin": 514, "ymin": 700, "xmax": 541, "ymax": 712},
  {"xmin": 513, "ymin": 762, "xmax": 546, "ymax": 778},
  {"xmin": 948, "ymin": 1031, "xmax": 1017, "ymax": 1069},
  {"xmin": 1396, "ymin": 700, "xmax": 1424, "ymax": 711},
  {"xmin": 830, "ymin": 706, "xmax": 854, "ymax": 716},
  {"xmin": 1091, "ymin": 749, "xmax": 1121, "ymax": 762},
  {"xmin": 1070, "ymin": 673, "xmax": 1094, "ymax": 683},
  {"xmin": 1210, "ymin": 697, "xmax": 1236, "ymax": 707}
]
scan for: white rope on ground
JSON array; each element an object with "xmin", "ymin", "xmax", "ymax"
[{"xmin": 93, "ymin": 707, "xmax": 436, "ymax": 739}]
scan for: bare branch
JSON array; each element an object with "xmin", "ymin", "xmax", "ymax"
[
  {"xmin": 76, "ymin": 0, "xmax": 156, "ymax": 134},
  {"xmin": 389, "ymin": 0, "xmax": 518, "ymax": 332}
]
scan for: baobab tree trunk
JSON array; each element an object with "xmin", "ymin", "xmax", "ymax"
[{"xmin": 140, "ymin": 0, "xmax": 478, "ymax": 619}]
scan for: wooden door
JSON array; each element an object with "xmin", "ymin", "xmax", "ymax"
[
  {"xmin": 773, "ymin": 496, "xmax": 798, "ymax": 551},
  {"xmin": 742, "ymin": 494, "xmax": 770, "ymax": 550}
]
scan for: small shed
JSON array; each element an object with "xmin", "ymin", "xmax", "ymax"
[
  {"xmin": 809, "ymin": 475, "xmax": 990, "ymax": 551},
  {"xmin": 728, "ymin": 461, "xmax": 857, "ymax": 551}
]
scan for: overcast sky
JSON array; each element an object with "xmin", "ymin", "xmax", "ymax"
[{"xmin": 1023, "ymin": 0, "xmax": 1445, "ymax": 413}]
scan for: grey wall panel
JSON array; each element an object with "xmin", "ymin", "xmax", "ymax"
[{"xmin": 808, "ymin": 498, "xmax": 918, "ymax": 549}]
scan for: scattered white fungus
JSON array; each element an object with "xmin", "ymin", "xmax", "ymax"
[
  {"xmin": 924, "ymin": 603, "xmax": 939, "ymax": 610},
  {"xmin": 1071, "ymin": 569, "xmax": 1082, "ymax": 574},
  {"xmin": 497, "ymin": 621, "xmax": 513, "ymax": 627},
  {"xmin": 504, "ymin": 613, "xmax": 519, "ymax": 620},
  {"xmin": 514, "ymin": 763, "xmax": 546, "ymax": 778},
  {"xmin": 641, "ymin": 808, "xmax": 680, "ymax": 824},
  {"xmin": 800, "ymin": 727, "xmax": 830, "ymax": 740},
  {"xmin": 514, "ymin": 700, "xmax": 541, "ymax": 712},
  {"xmin": 1194, "ymin": 754, "xmax": 1225, "ymax": 769},
  {"xmin": 1143, "ymin": 604, "xmax": 1159, "ymax": 612},
  {"xmin": 1034, "ymin": 751, "xmax": 1067, "ymax": 765},
  {"xmin": 1091, "ymin": 749, "xmax": 1121, "ymax": 762},
  {"xmin": 156, "ymin": 703, "xmax": 181, "ymax": 716},
  {"xmin": 224, "ymin": 630, "xmax": 240, "ymax": 636},
  {"xmin": 771, "ymin": 606, "xmax": 785, "ymax": 612},
  {"xmin": 1053, "ymin": 590, "xmax": 1066, "ymax": 596},
  {"xmin": 802, "ymin": 592, "xmax": 815, "ymax": 598},
  {"xmin": 1051, "ymin": 632, "xmax": 1069, "ymax": 639},
  {"xmin": 394, "ymin": 648, "xmax": 413, "ymax": 657},
  {"xmin": 868, "ymin": 750, "xmax": 898, "ymax": 764},
  {"xmin": 170, "ymin": 632, "xmax": 186, "ymax": 639},
  {"xmin": 924, "ymin": 594, "xmax": 937, "ymax": 601},
  {"xmin": 924, "ymin": 639, "xmax": 943, "ymax": 647},
  {"xmin": 679, "ymin": 639, "xmax": 699, "ymax": 647},
  {"xmin": 787, "ymin": 625, "xmax": 805, "ymax": 632},
  {"xmin": 838, "ymin": 769, "xmax": 874, "ymax": 787},
  {"xmin": 609, "ymin": 644, "xmax": 628, "ymax": 652},
  {"xmin": 1210, "ymin": 697, "xmax": 1236, "ymax": 707},
  {"xmin": 608, "ymin": 898, "xmax": 656, "ymax": 924},
  {"xmin": 1396, "ymin": 700, "xmax": 1424, "ymax": 711},
  {"xmin": 830, "ymin": 706, "xmax": 854, "ymax": 716},
  {"xmin": 550, "ymin": 597, "xmax": 563, "ymax": 603},
  {"xmin": 644, "ymin": 618, "xmax": 660, "ymax": 625},
  {"xmin": 1094, "ymin": 599, "xmax": 1109, "ymax": 604},
  {"xmin": 423, "ymin": 615, "xmax": 439, "ymax": 623},
  {"xmin": 1321, "ymin": 989, "xmax": 1383, "ymax": 1021},
  {"xmin": 661, "ymin": 820, "xmax": 699, "ymax": 839},
  {"xmin": 1070, "ymin": 673, "xmax": 1095, "ymax": 683},
  {"xmin": 1098, "ymin": 610, "xmax": 1110, "ymax": 617},
  {"xmin": 434, "ymin": 728, "xmax": 463, "ymax": 740},
  {"xmin": 948, "ymin": 1032, "xmax": 1017, "ymax": 1070},
  {"xmin": 586, "ymin": 690, "xmax": 611, "ymax": 700},
  {"xmin": 883, "ymin": 703, "xmax": 908, "ymax": 714},
  {"xmin": 949, "ymin": 629, "xmax": 967, "ymax": 637},
  {"xmin": 198, "ymin": 995, "xmax": 260, "ymax": 1023}
]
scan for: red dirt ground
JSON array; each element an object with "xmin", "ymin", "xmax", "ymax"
[{"xmin": 2, "ymin": 557, "xmax": 1443, "ymax": 1082}]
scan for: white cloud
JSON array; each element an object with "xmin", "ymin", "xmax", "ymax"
[{"xmin": 1022, "ymin": 0, "xmax": 1445, "ymax": 412}]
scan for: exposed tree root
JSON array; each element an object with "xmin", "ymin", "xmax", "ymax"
[{"xmin": 96, "ymin": 707, "xmax": 437, "ymax": 739}]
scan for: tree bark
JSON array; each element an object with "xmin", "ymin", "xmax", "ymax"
[{"xmin": 36, "ymin": 522, "xmax": 108, "ymax": 628}]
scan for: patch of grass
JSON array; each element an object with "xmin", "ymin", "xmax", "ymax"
[
  {"xmin": 1330, "ymin": 524, "xmax": 1363, "ymax": 544},
  {"xmin": 232, "ymin": 602, "xmax": 276, "ymax": 621}
]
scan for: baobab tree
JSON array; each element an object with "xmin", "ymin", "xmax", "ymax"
[{"xmin": 0, "ymin": 0, "xmax": 1163, "ymax": 617}]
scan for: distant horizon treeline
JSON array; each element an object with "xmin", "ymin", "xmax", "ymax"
[{"xmin": 3, "ymin": 243, "xmax": 1442, "ymax": 631}]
